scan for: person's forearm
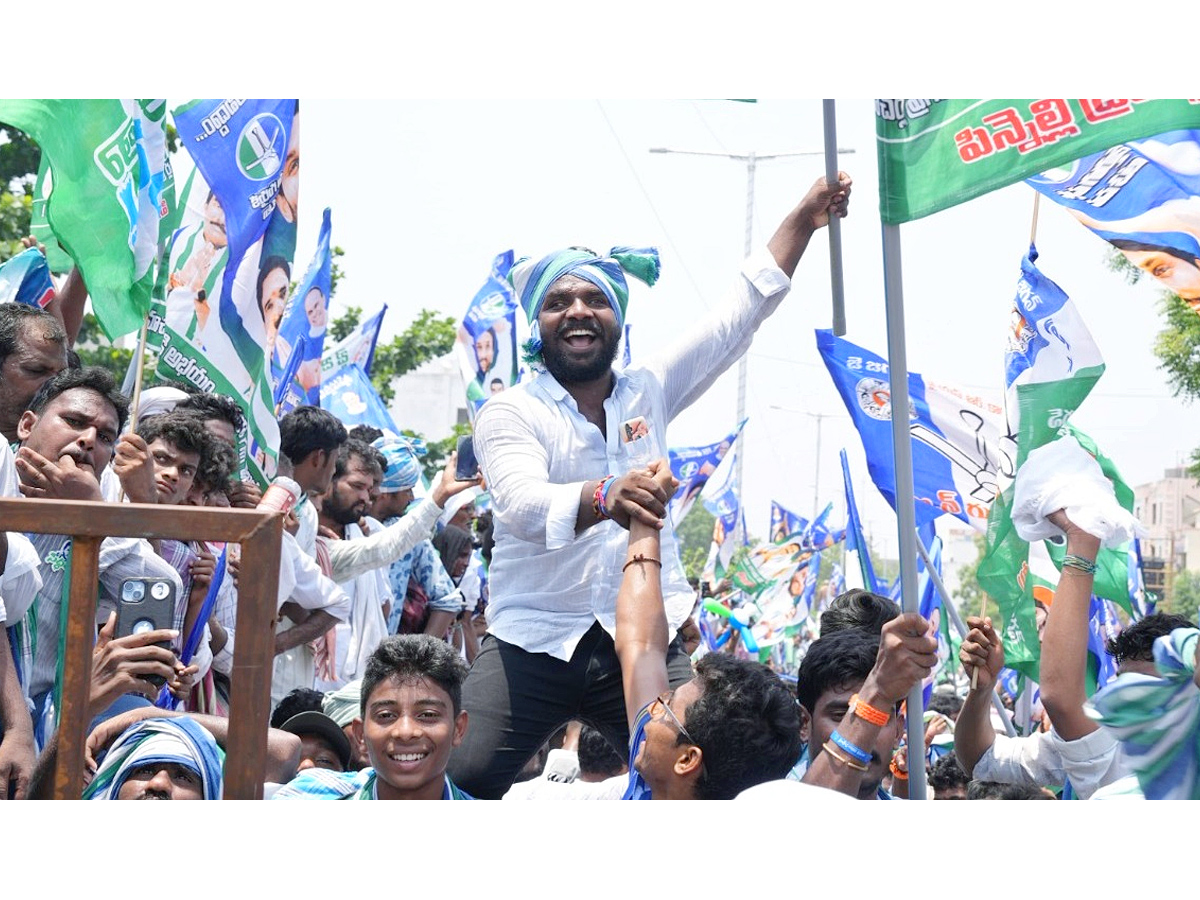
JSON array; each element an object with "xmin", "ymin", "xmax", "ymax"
[
  {"xmin": 275, "ymin": 609, "xmax": 338, "ymax": 654},
  {"xmin": 954, "ymin": 687, "xmax": 998, "ymax": 776},
  {"xmin": 767, "ymin": 206, "xmax": 818, "ymax": 279},
  {"xmin": 423, "ymin": 609, "xmax": 455, "ymax": 639},
  {"xmin": 614, "ymin": 521, "xmax": 668, "ymax": 660},
  {"xmin": 327, "ymin": 499, "xmax": 440, "ymax": 582},
  {"xmin": 57, "ymin": 266, "xmax": 89, "ymax": 346},
  {"xmin": 1040, "ymin": 531, "xmax": 1102, "ymax": 740},
  {"xmin": 208, "ymin": 616, "xmax": 228, "ymax": 657},
  {"xmin": 801, "ymin": 679, "xmax": 892, "ymax": 798}
]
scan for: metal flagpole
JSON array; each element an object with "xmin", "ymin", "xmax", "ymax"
[
  {"xmin": 914, "ymin": 530, "xmax": 1018, "ymax": 738},
  {"xmin": 881, "ymin": 222, "xmax": 927, "ymax": 799},
  {"xmin": 823, "ymin": 101, "xmax": 847, "ymax": 336}
]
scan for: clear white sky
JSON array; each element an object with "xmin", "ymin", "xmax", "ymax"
[{"xmin": 288, "ymin": 99, "xmax": 1199, "ymax": 558}]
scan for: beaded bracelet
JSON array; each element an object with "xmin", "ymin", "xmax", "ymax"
[
  {"xmin": 1063, "ymin": 553, "xmax": 1097, "ymax": 575},
  {"xmin": 623, "ymin": 554, "xmax": 663, "ymax": 573},
  {"xmin": 822, "ymin": 740, "xmax": 868, "ymax": 772},
  {"xmin": 849, "ymin": 693, "xmax": 890, "ymax": 727},
  {"xmin": 829, "ymin": 730, "xmax": 873, "ymax": 765},
  {"xmin": 592, "ymin": 476, "xmax": 615, "ymax": 520}
]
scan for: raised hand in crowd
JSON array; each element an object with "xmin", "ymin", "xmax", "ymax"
[
  {"xmin": 227, "ymin": 479, "xmax": 264, "ymax": 509},
  {"xmin": 959, "ymin": 616, "xmax": 1004, "ymax": 691},
  {"xmin": 89, "ymin": 613, "xmax": 179, "ymax": 716},
  {"xmin": 111, "ymin": 432, "xmax": 158, "ymax": 504}
]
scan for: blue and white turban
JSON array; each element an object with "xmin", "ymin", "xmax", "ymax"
[
  {"xmin": 508, "ymin": 246, "xmax": 660, "ymax": 364},
  {"xmin": 373, "ymin": 435, "xmax": 426, "ymax": 493},
  {"xmin": 83, "ymin": 716, "xmax": 225, "ymax": 800}
]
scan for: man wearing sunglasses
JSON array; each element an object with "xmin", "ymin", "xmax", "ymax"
[{"xmin": 613, "ymin": 459, "xmax": 801, "ymax": 800}]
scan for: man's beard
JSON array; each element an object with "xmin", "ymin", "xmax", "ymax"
[
  {"xmin": 326, "ymin": 496, "xmax": 365, "ymax": 526},
  {"xmin": 541, "ymin": 325, "xmax": 621, "ymax": 385}
]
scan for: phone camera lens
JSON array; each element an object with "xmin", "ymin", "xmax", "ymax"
[{"xmin": 122, "ymin": 581, "xmax": 145, "ymax": 601}]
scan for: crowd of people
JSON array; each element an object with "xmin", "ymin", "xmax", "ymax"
[{"xmin": 0, "ymin": 169, "xmax": 1196, "ymax": 803}]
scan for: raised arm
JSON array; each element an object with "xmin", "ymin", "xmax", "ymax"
[
  {"xmin": 955, "ymin": 615, "xmax": 1006, "ymax": 775},
  {"xmin": 1039, "ymin": 509, "xmax": 1102, "ymax": 741},
  {"xmin": 767, "ymin": 173, "xmax": 852, "ymax": 278},
  {"xmin": 613, "ymin": 459, "xmax": 677, "ymax": 732},
  {"xmin": 802, "ymin": 612, "xmax": 936, "ymax": 798}
]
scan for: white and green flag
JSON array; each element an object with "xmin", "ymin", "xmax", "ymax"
[{"xmin": 978, "ymin": 246, "xmax": 1134, "ymax": 682}]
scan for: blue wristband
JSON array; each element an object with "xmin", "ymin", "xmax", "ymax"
[
  {"xmin": 599, "ymin": 475, "xmax": 617, "ymax": 517},
  {"xmin": 829, "ymin": 730, "xmax": 872, "ymax": 765}
]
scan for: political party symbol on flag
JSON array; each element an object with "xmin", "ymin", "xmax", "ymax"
[
  {"xmin": 156, "ymin": 99, "xmax": 300, "ymax": 486},
  {"xmin": 876, "ymin": 99, "xmax": 1200, "ymax": 224},
  {"xmin": 769, "ymin": 501, "xmax": 845, "ymax": 551},
  {"xmin": 1026, "ymin": 129, "xmax": 1200, "ymax": 309},
  {"xmin": 273, "ymin": 207, "xmax": 332, "ymax": 410},
  {"xmin": 841, "ymin": 449, "xmax": 879, "ymax": 594},
  {"xmin": 322, "ymin": 307, "xmax": 386, "ymax": 377},
  {"xmin": 667, "ymin": 420, "xmax": 745, "ymax": 527},
  {"xmin": 0, "ymin": 99, "xmax": 170, "ymax": 340},
  {"xmin": 818, "ymin": 330, "xmax": 1014, "ymax": 533},
  {"xmin": 977, "ymin": 247, "xmax": 1136, "ymax": 682},
  {"xmin": 456, "ymin": 251, "xmax": 519, "ymax": 420},
  {"xmin": 321, "ymin": 362, "xmax": 399, "ymax": 435}
]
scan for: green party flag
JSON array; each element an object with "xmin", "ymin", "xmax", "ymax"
[
  {"xmin": 977, "ymin": 248, "xmax": 1132, "ymax": 682},
  {"xmin": 1, "ymin": 99, "xmax": 168, "ymax": 340},
  {"xmin": 876, "ymin": 99, "xmax": 1200, "ymax": 224}
]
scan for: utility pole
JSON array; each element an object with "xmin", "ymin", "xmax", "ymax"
[{"xmin": 649, "ymin": 144, "xmax": 853, "ymax": 504}]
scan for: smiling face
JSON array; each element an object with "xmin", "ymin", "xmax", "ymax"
[
  {"xmin": 147, "ymin": 436, "xmax": 201, "ymax": 506},
  {"xmin": 201, "ymin": 194, "xmax": 227, "ymax": 248},
  {"xmin": 537, "ymin": 275, "xmax": 621, "ymax": 385},
  {"xmin": 18, "ymin": 387, "xmax": 120, "ymax": 475},
  {"xmin": 305, "ymin": 287, "xmax": 327, "ymax": 331},
  {"xmin": 354, "ymin": 675, "xmax": 468, "ymax": 801},
  {"xmin": 259, "ymin": 266, "xmax": 290, "ymax": 341},
  {"xmin": 473, "ymin": 330, "xmax": 495, "ymax": 373},
  {"xmin": 633, "ymin": 678, "xmax": 703, "ymax": 796}
]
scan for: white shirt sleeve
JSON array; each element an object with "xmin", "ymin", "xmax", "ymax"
[
  {"xmin": 971, "ymin": 726, "xmax": 1120, "ymax": 798},
  {"xmin": 474, "ymin": 397, "xmax": 586, "ymax": 550},
  {"xmin": 282, "ymin": 533, "xmax": 351, "ymax": 622},
  {"xmin": 326, "ymin": 501, "xmax": 441, "ymax": 582}
]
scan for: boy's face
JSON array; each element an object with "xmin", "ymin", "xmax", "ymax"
[
  {"xmin": 801, "ymin": 681, "xmax": 902, "ymax": 800},
  {"xmin": 353, "ymin": 675, "xmax": 467, "ymax": 800},
  {"xmin": 148, "ymin": 437, "xmax": 200, "ymax": 506}
]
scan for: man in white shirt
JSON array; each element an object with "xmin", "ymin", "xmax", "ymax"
[{"xmin": 449, "ymin": 173, "xmax": 852, "ymax": 797}]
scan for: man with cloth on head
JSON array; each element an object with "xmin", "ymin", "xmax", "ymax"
[
  {"xmin": 449, "ymin": 174, "xmax": 852, "ymax": 798},
  {"xmin": 80, "ymin": 716, "xmax": 225, "ymax": 800}
]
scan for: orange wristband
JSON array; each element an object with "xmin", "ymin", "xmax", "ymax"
[
  {"xmin": 850, "ymin": 693, "xmax": 890, "ymax": 726},
  {"xmin": 889, "ymin": 757, "xmax": 908, "ymax": 780}
]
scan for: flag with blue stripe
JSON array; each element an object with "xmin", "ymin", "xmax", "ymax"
[
  {"xmin": 841, "ymin": 449, "xmax": 879, "ymax": 594},
  {"xmin": 273, "ymin": 206, "xmax": 332, "ymax": 407},
  {"xmin": 818, "ymin": 329, "xmax": 1013, "ymax": 532},
  {"xmin": 457, "ymin": 251, "xmax": 519, "ymax": 419},
  {"xmin": 322, "ymin": 307, "xmax": 386, "ymax": 377},
  {"xmin": 321, "ymin": 362, "xmax": 399, "ymax": 435},
  {"xmin": 668, "ymin": 420, "xmax": 745, "ymax": 527}
]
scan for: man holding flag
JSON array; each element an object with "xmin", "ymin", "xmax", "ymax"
[{"xmin": 450, "ymin": 173, "xmax": 852, "ymax": 798}]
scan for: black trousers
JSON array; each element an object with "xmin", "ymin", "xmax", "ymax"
[{"xmin": 447, "ymin": 621, "xmax": 694, "ymax": 799}]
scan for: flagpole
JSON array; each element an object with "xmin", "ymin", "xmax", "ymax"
[
  {"xmin": 914, "ymin": 531, "xmax": 1017, "ymax": 738},
  {"xmin": 1030, "ymin": 191, "xmax": 1041, "ymax": 245},
  {"xmin": 823, "ymin": 100, "xmax": 847, "ymax": 336},
  {"xmin": 881, "ymin": 222, "xmax": 927, "ymax": 800},
  {"xmin": 128, "ymin": 316, "xmax": 150, "ymax": 424}
]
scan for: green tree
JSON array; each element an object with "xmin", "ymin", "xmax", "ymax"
[
  {"xmin": 0, "ymin": 125, "xmax": 39, "ymax": 261},
  {"xmin": 675, "ymin": 504, "xmax": 716, "ymax": 582},
  {"xmin": 1167, "ymin": 569, "xmax": 1200, "ymax": 623},
  {"xmin": 326, "ymin": 306, "xmax": 456, "ymax": 404}
]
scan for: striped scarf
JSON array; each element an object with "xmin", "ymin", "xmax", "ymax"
[
  {"xmin": 83, "ymin": 716, "xmax": 225, "ymax": 800},
  {"xmin": 1089, "ymin": 626, "xmax": 1200, "ymax": 800},
  {"xmin": 273, "ymin": 767, "xmax": 472, "ymax": 800},
  {"xmin": 508, "ymin": 246, "xmax": 659, "ymax": 364}
]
